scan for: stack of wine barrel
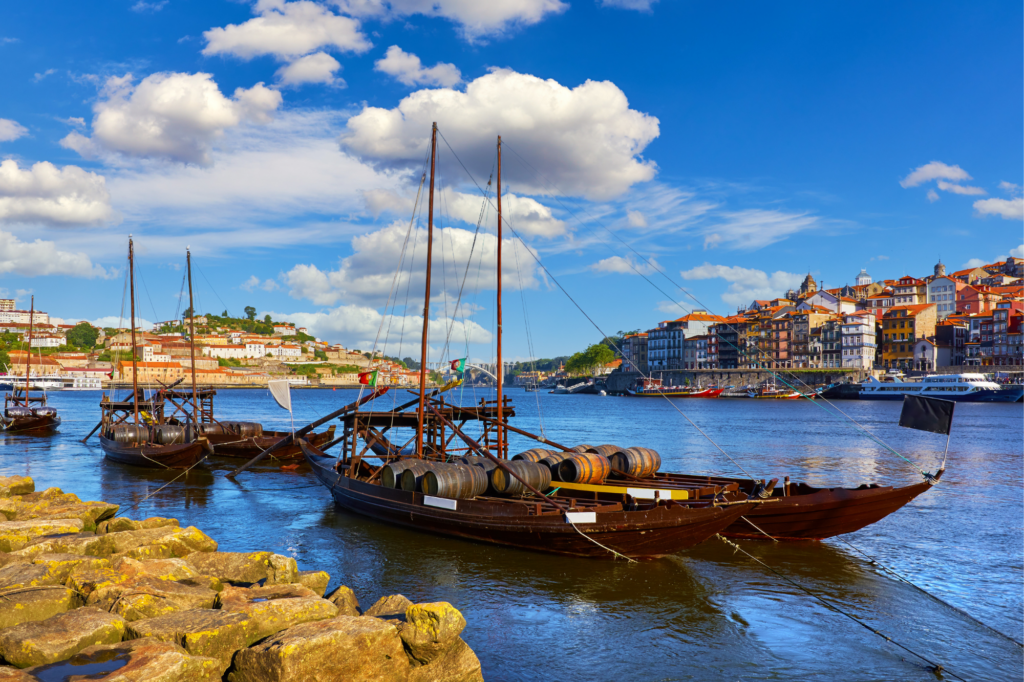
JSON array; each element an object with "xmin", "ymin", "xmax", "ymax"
[
  {"xmin": 196, "ymin": 422, "xmax": 263, "ymax": 438},
  {"xmin": 378, "ymin": 444, "xmax": 661, "ymax": 500}
]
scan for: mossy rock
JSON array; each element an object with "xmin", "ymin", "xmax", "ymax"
[{"xmin": 0, "ymin": 607, "xmax": 125, "ymax": 668}]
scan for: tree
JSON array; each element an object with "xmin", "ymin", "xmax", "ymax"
[
  {"xmin": 264, "ymin": 314, "xmax": 272, "ymax": 324},
  {"xmin": 221, "ymin": 309, "xmax": 229, "ymax": 317},
  {"xmin": 314, "ymin": 349, "xmax": 327, "ymax": 361},
  {"xmin": 402, "ymin": 357, "xmax": 421, "ymax": 371},
  {"xmin": 183, "ymin": 306, "xmax": 194, "ymax": 318},
  {"xmin": 244, "ymin": 306, "xmax": 256, "ymax": 321},
  {"xmin": 66, "ymin": 322, "xmax": 99, "ymax": 348}
]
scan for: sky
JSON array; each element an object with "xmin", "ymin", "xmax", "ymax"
[{"xmin": 1, "ymin": 0, "xmax": 1021, "ymax": 363}]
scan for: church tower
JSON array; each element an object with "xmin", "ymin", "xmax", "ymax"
[
  {"xmin": 934, "ymin": 259, "xmax": 946, "ymax": 277},
  {"xmin": 855, "ymin": 269, "xmax": 872, "ymax": 286},
  {"xmin": 799, "ymin": 273, "xmax": 817, "ymax": 297}
]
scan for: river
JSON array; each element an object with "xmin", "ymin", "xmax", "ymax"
[{"xmin": 2, "ymin": 387, "xmax": 1021, "ymax": 681}]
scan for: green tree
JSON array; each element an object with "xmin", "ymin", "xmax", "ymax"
[
  {"xmin": 244, "ymin": 306, "xmax": 256, "ymax": 320},
  {"xmin": 264, "ymin": 314, "xmax": 272, "ymax": 324},
  {"xmin": 183, "ymin": 306, "xmax": 194, "ymax": 318},
  {"xmin": 314, "ymin": 349, "xmax": 327, "ymax": 361},
  {"xmin": 66, "ymin": 322, "xmax": 99, "ymax": 349}
]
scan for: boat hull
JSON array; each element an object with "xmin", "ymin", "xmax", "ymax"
[
  {"xmin": 857, "ymin": 388, "xmax": 1023, "ymax": 402},
  {"xmin": 208, "ymin": 427, "xmax": 335, "ymax": 460},
  {"xmin": 99, "ymin": 436, "xmax": 206, "ymax": 470},
  {"xmin": 302, "ymin": 444, "xmax": 753, "ymax": 559},
  {"xmin": 2, "ymin": 414, "xmax": 61, "ymax": 434}
]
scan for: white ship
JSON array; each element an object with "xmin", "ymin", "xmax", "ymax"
[{"xmin": 858, "ymin": 373, "xmax": 1021, "ymax": 403}]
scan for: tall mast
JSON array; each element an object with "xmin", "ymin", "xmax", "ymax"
[
  {"xmin": 415, "ymin": 122, "xmax": 437, "ymax": 456},
  {"xmin": 495, "ymin": 136, "xmax": 504, "ymax": 458},
  {"xmin": 128, "ymin": 236, "xmax": 140, "ymax": 426},
  {"xmin": 186, "ymin": 247, "xmax": 200, "ymax": 426},
  {"xmin": 24, "ymin": 296, "xmax": 33, "ymax": 406}
]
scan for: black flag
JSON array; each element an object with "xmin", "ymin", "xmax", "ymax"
[{"xmin": 899, "ymin": 395, "xmax": 955, "ymax": 435}]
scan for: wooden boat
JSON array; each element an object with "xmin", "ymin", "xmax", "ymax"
[
  {"xmin": 3, "ymin": 297, "xmax": 60, "ymax": 435},
  {"xmin": 205, "ymin": 424, "xmax": 336, "ymax": 460},
  {"xmin": 626, "ymin": 378, "xmax": 722, "ymax": 397},
  {"xmin": 99, "ymin": 433, "xmax": 206, "ymax": 469}
]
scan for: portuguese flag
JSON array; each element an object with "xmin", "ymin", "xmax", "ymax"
[
  {"xmin": 358, "ymin": 370, "xmax": 378, "ymax": 386},
  {"xmin": 450, "ymin": 358, "xmax": 467, "ymax": 373}
]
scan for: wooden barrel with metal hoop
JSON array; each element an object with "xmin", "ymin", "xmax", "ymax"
[
  {"xmin": 609, "ymin": 447, "xmax": 662, "ymax": 479},
  {"xmin": 490, "ymin": 461, "xmax": 552, "ymax": 496},
  {"xmin": 538, "ymin": 451, "xmax": 573, "ymax": 476},
  {"xmin": 221, "ymin": 421, "xmax": 263, "ymax": 438},
  {"xmin": 458, "ymin": 455, "xmax": 498, "ymax": 473},
  {"xmin": 422, "ymin": 463, "xmax": 488, "ymax": 499},
  {"xmin": 151, "ymin": 425, "xmax": 188, "ymax": 445},
  {"xmin": 570, "ymin": 444, "xmax": 595, "ymax": 453},
  {"xmin": 511, "ymin": 448, "xmax": 557, "ymax": 463},
  {"xmin": 585, "ymin": 444, "xmax": 620, "ymax": 458},
  {"xmin": 399, "ymin": 461, "xmax": 435, "ymax": 492},
  {"xmin": 111, "ymin": 425, "xmax": 150, "ymax": 443},
  {"xmin": 382, "ymin": 459, "xmax": 427, "ymax": 489},
  {"xmin": 557, "ymin": 452, "xmax": 611, "ymax": 484}
]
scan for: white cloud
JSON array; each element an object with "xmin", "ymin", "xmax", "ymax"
[
  {"xmin": 626, "ymin": 209, "xmax": 647, "ymax": 228},
  {"xmin": 203, "ymin": 1, "xmax": 371, "ymax": 60},
  {"xmin": 961, "ymin": 258, "xmax": 986, "ymax": 269},
  {"xmin": 131, "ymin": 0, "xmax": 168, "ymax": 12},
  {"xmin": 0, "ymin": 230, "xmax": 111, "ymax": 278},
  {"xmin": 599, "ymin": 0, "xmax": 658, "ymax": 10},
  {"xmin": 81, "ymin": 315, "xmax": 156, "ymax": 330},
  {"xmin": 374, "ymin": 46, "xmax": 461, "ymax": 87},
  {"xmin": 241, "ymin": 275, "xmax": 279, "ymax": 292},
  {"xmin": 32, "ymin": 69, "xmax": 56, "ymax": 83},
  {"xmin": 590, "ymin": 254, "xmax": 658, "ymax": 275},
  {"xmin": 61, "ymin": 72, "xmax": 282, "ymax": 166},
  {"xmin": 0, "ymin": 160, "xmax": 113, "ymax": 226},
  {"xmin": 333, "ymin": 0, "xmax": 567, "ymax": 41},
  {"xmin": 0, "ymin": 119, "xmax": 27, "ymax": 142},
  {"xmin": 362, "ymin": 188, "xmax": 416, "ymax": 218},
  {"xmin": 926, "ymin": 189, "xmax": 939, "ymax": 202},
  {"xmin": 63, "ymin": 117, "xmax": 86, "ymax": 127},
  {"xmin": 700, "ymin": 209, "xmax": 818, "ymax": 251},
  {"xmin": 1011, "ymin": 244, "xmax": 1024, "ymax": 258},
  {"xmin": 341, "ymin": 68, "xmax": 659, "ymax": 200},
  {"xmin": 284, "ymin": 220, "xmax": 539, "ymax": 306},
  {"xmin": 680, "ymin": 263, "xmax": 803, "ymax": 307},
  {"xmin": 936, "ymin": 180, "xmax": 986, "ymax": 196},
  {"xmin": 973, "ymin": 197, "xmax": 1024, "ymax": 220},
  {"xmin": 900, "ymin": 161, "xmax": 971, "ymax": 188},
  {"xmin": 998, "ymin": 181, "xmax": 1020, "ymax": 195},
  {"xmin": 275, "ymin": 52, "xmax": 343, "ymax": 87}
]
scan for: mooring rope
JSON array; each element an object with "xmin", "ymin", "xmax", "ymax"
[
  {"xmin": 113, "ymin": 454, "xmax": 209, "ymax": 518},
  {"xmin": 567, "ymin": 520, "xmax": 637, "ymax": 563},
  {"xmin": 715, "ymin": 535, "xmax": 965, "ymax": 681}
]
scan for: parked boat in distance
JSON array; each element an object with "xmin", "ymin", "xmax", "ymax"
[
  {"xmin": 2, "ymin": 297, "xmax": 60, "ymax": 434},
  {"xmin": 858, "ymin": 373, "xmax": 1022, "ymax": 402},
  {"xmin": 626, "ymin": 378, "xmax": 725, "ymax": 398}
]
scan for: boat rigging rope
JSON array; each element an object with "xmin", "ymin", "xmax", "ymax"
[
  {"xmin": 567, "ymin": 520, "xmax": 637, "ymax": 563},
  {"xmin": 499, "ymin": 140, "xmax": 931, "ymax": 480},
  {"xmin": 715, "ymin": 534, "xmax": 965, "ymax": 681},
  {"xmin": 113, "ymin": 454, "xmax": 210, "ymax": 518}
]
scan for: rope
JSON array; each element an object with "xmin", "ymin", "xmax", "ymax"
[
  {"xmin": 567, "ymin": 520, "xmax": 637, "ymax": 563},
  {"xmin": 715, "ymin": 535, "xmax": 963, "ymax": 681},
  {"xmin": 113, "ymin": 453, "xmax": 209, "ymax": 518}
]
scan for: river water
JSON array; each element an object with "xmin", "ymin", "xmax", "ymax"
[{"xmin": 2, "ymin": 387, "xmax": 1021, "ymax": 682}]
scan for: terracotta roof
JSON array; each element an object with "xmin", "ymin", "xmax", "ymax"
[{"xmin": 882, "ymin": 304, "xmax": 935, "ymax": 317}]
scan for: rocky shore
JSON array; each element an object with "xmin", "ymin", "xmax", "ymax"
[{"xmin": 0, "ymin": 475, "xmax": 484, "ymax": 681}]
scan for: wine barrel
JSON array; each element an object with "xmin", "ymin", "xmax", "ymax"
[
  {"xmin": 490, "ymin": 461, "xmax": 551, "ymax": 496},
  {"xmin": 457, "ymin": 456, "xmax": 498, "ymax": 473},
  {"xmin": 111, "ymin": 425, "xmax": 150, "ymax": 444},
  {"xmin": 609, "ymin": 447, "xmax": 661, "ymax": 479},
  {"xmin": 511, "ymin": 448, "xmax": 556, "ymax": 463},
  {"xmin": 382, "ymin": 459, "xmax": 427, "ymax": 489},
  {"xmin": 152, "ymin": 424, "xmax": 187, "ymax": 445},
  {"xmin": 538, "ymin": 451, "xmax": 573, "ymax": 476},
  {"xmin": 570, "ymin": 444, "xmax": 595, "ymax": 453},
  {"xmin": 423, "ymin": 463, "xmax": 488, "ymax": 499},
  {"xmin": 399, "ymin": 461, "xmax": 435, "ymax": 492},
  {"xmin": 222, "ymin": 421, "xmax": 263, "ymax": 438},
  {"xmin": 31, "ymin": 407, "xmax": 57, "ymax": 418},
  {"xmin": 195, "ymin": 423, "xmax": 226, "ymax": 437},
  {"xmin": 5, "ymin": 407, "xmax": 32, "ymax": 418},
  {"xmin": 557, "ymin": 452, "xmax": 611, "ymax": 484},
  {"xmin": 585, "ymin": 444, "xmax": 620, "ymax": 457}
]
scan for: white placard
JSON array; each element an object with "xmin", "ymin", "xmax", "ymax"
[
  {"xmin": 564, "ymin": 511, "xmax": 597, "ymax": 524},
  {"xmin": 423, "ymin": 496, "xmax": 457, "ymax": 511},
  {"xmin": 626, "ymin": 488, "xmax": 672, "ymax": 499}
]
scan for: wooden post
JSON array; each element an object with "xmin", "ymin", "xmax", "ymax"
[
  {"xmin": 416, "ymin": 122, "xmax": 438, "ymax": 456},
  {"xmin": 128, "ymin": 237, "xmax": 140, "ymax": 426}
]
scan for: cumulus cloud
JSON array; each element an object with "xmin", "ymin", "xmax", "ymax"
[
  {"xmin": 599, "ymin": 0, "xmax": 658, "ymax": 10},
  {"xmin": 936, "ymin": 180, "xmax": 985, "ymax": 196},
  {"xmin": 998, "ymin": 181, "xmax": 1020, "ymax": 195},
  {"xmin": 700, "ymin": 209, "xmax": 817, "ymax": 251},
  {"xmin": 0, "ymin": 119, "xmax": 27, "ymax": 142},
  {"xmin": 680, "ymin": 263, "xmax": 803, "ymax": 307},
  {"xmin": 374, "ymin": 46, "xmax": 461, "ymax": 87},
  {"xmin": 61, "ymin": 72, "xmax": 282, "ymax": 165},
  {"xmin": 590, "ymin": 254, "xmax": 659, "ymax": 275},
  {"xmin": 284, "ymin": 220, "xmax": 539, "ymax": 306},
  {"xmin": 926, "ymin": 189, "xmax": 939, "ymax": 202},
  {"xmin": 0, "ymin": 230, "xmax": 111, "ymax": 278},
  {"xmin": 0, "ymin": 160, "xmax": 113, "ymax": 226},
  {"xmin": 1011, "ymin": 244, "xmax": 1024, "ymax": 258},
  {"xmin": 241, "ymin": 275, "xmax": 280, "ymax": 292},
  {"xmin": 900, "ymin": 161, "xmax": 971, "ymax": 188},
  {"xmin": 203, "ymin": 0, "xmax": 371, "ymax": 60},
  {"xmin": 333, "ymin": 0, "xmax": 567, "ymax": 41},
  {"xmin": 626, "ymin": 209, "xmax": 647, "ymax": 228},
  {"xmin": 276, "ymin": 52, "xmax": 343, "ymax": 87},
  {"xmin": 341, "ymin": 68, "xmax": 659, "ymax": 200},
  {"xmin": 81, "ymin": 315, "xmax": 156, "ymax": 329},
  {"xmin": 131, "ymin": 0, "xmax": 168, "ymax": 12},
  {"xmin": 973, "ymin": 197, "xmax": 1024, "ymax": 220}
]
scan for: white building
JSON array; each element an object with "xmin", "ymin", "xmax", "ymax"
[
  {"xmin": 927, "ymin": 276, "xmax": 962, "ymax": 320},
  {"xmin": 30, "ymin": 335, "xmax": 65, "ymax": 348},
  {"xmin": 0, "ymin": 309, "xmax": 50, "ymax": 325},
  {"xmin": 245, "ymin": 342, "xmax": 266, "ymax": 357},
  {"xmin": 841, "ymin": 311, "xmax": 876, "ymax": 369},
  {"xmin": 269, "ymin": 344, "xmax": 302, "ymax": 358},
  {"xmin": 855, "ymin": 269, "xmax": 872, "ymax": 286},
  {"xmin": 203, "ymin": 345, "xmax": 249, "ymax": 360},
  {"xmin": 141, "ymin": 345, "xmax": 171, "ymax": 362}
]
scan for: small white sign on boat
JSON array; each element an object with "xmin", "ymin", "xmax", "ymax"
[
  {"xmin": 626, "ymin": 488, "xmax": 673, "ymax": 500},
  {"xmin": 564, "ymin": 511, "xmax": 597, "ymax": 524},
  {"xmin": 424, "ymin": 496, "xmax": 457, "ymax": 511}
]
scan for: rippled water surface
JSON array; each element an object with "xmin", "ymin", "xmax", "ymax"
[{"xmin": 2, "ymin": 387, "xmax": 1021, "ymax": 682}]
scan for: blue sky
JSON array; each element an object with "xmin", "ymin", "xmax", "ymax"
[{"xmin": 1, "ymin": 0, "xmax": 1021, "ymax": 361}]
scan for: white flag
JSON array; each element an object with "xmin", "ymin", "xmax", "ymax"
[{"xmin": 268, "ymin": 380, "xmax": 292, "ymax": 412}]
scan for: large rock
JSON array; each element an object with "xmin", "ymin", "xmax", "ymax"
[
  {"xmin": 185, "ymin": 552, "xmax": 297, "ymax": 586},
  {"xmin": 126, "ymin": 609, "xmax": 251, "ymax": 662},
  {"xmin": 0, "ymin": 606, "xmax": 125, "ymax": 668},
  {"xmin": 0, "ymin": 477, "xmax": 34, "ymax": 498},
  {"xmin": 31, "ymin": 554, "xmax": 110, "ymax": 583},
  {"xmin": 400, "ymin": 602, "xmax": 467, "ymax": 665},
  {"xmin": 364, "ymin": 594, "xmax": 413, "ymax": 618},
  {"xmin": 66, "ymin": 566, "xmax": 133, "ymax": 598},
  {"xmin": 0, "ymin": 564, "xmax": 61, "ymax": 591},
  {"xmin": 0, "ymin": 666, "xmax": 34, "ymax": 680},
  {"xmin": 0, "ymin": 586, "xmax": 79, "ymax": 629},
  {"xmin": 227, "ymin": 615, "xmax": 409, "ymax": 682},
  {"xmin": 11, "ymin": 533, "xmax": 116, "ymax": 558},
  {"xmin": 104, "ymin": 526, "xmax": 217, "ymax": 561},
  {"xmin": 87, "ymin": 576, "xmax": 217, "ymax": 622},
  {"xmin": 325, "ymin": 585, "xmax": 360, "ymax": 616},
  {"xmin": 0, "ymin": 493, "xmax": 117, "ymax": 530},
  {"xmin": 295, "ymin": 570, "xmax": 329, "ymax": 597},
  {"xmin": 0, "ymin": 518, "xmax": 84, "ymax": 552},
  {"xmin": 113, "ymin": 557, "xmax": 199, "ymax": 582},
  {"xmin": 23, "ymin": 637, "xmax": 224, "ymax": 682},
  {"xmin": 407, "ymin": 638, "xmax": 484, "ymax": 682},
  {"xmin": 96, "ymin": 517, "xmax": 179, "ymax": 535},
  {"xmin": 218, "ymin": 584, "xmax": 337, "ymax": 641}
]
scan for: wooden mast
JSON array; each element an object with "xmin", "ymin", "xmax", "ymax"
[
  {"xmin": 128, "ymin": 236, "xmax": 140, "ymax": 426},
  {"xmin": 24, "ymin": 296, "xmax": 33, "ymax": 406},
  {"xmin": 495, "ymin": 136, "xmax": 504, "ymax": 458},
  {"xmin": 186, "ymin": 247, "xmax": 200, "ymax": 426},
  {"xmin": 415, "ymin": 122, "xmax": 438, "ymax": 456}
]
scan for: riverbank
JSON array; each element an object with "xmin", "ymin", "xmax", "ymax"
[{"xmin": 0, "ymin": 475, "xmax": 483, "ymax": 681}]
